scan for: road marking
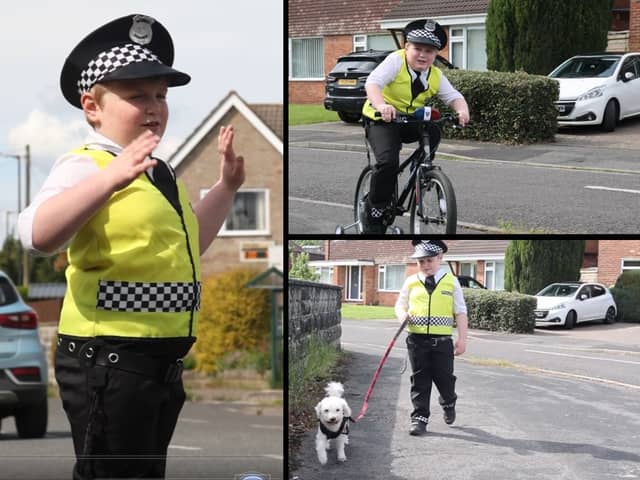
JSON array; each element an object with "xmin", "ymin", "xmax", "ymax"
[
  {"xmin": 524, "ymin": 349, "xmax": 640, "ymax": 365},
  {"xmin": 290, "ymin": 196, "xmax": 351, "ymax": 209},
  {"xmin": 169, "ymin": 445, "xmax": 202, "ymax": 451},
  {"xmin": 585, "ymin": 185, "xmax": 640, "ymax": 194},
  {"xmin": 249, "ymin": 424, "xmax": 281, "ymax": 430},
  {"xmin": 180, "ymin": 418, "xmax": 209, "ymax": 424},
  {"xmin": 262, "ymin": 454, "xmax": 284, "ymax": 460}
]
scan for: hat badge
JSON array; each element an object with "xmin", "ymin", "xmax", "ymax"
[
  {"xmin": 129, "ymin": 15, "xmax": 154, "ymax": 45},
  {"xmin": 424, "ymin": 19, "xmax": 436, "ymax": 32}
]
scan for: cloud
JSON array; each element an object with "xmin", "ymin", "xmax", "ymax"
[{"xmin": 7, "ymin": 110, "xmax": 89, "ymax": 167}]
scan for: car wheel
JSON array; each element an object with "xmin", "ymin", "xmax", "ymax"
[
  {"xmin": 604, "ymin": 306, "xmax": 616, "ymax": 324},
  {"xmin": 338, "ymin": 111, "xmax": 362, "ymax": 123},
  {"xmin": 15, "ymin": 397, "xmax": 47, "ymax": 439},
  {"xmin": 565, "ymin": 310, "xmax": 577, "ymax": 329},
  {"xmin": 601, "ymin": 100, "xmax": 618, "ymax": 132}
]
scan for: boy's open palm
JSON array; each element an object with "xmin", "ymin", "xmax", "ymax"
[
  {"xmin": 218, "ymin": 126, "xmax": 245, "ymax": 191},
  {"xmin": 105, "ymin": 131, "xmax": 159, "ymax": 191}
]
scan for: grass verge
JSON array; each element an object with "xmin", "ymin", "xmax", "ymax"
[
  {"xmin": 342, "ymin": 303, "xmax": 395, "ymax": 320},
  {"xmin": 289, "ymin": 104, "xmax": 339, "ymax": 125},
  {"xmin": 288, "ymin": 335, "xmax": 350, "ymax": 473}
]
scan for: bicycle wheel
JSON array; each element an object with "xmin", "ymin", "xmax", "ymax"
[
  {"xmin": 410, "ymin": 167, "xmax": 457, "ymax": 234},
  {"xmin": 353, "ymin": 166, "xmax": 373, "ymax": 234}
]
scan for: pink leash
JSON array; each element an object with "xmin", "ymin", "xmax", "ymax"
[{"xmin": 353, "ymin": 318, "xmax": 408, "ymax": 422}]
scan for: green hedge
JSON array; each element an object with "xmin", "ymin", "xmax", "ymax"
[
  {"xmin": 610, "ymin": 270, "xmax": 640, "ymax": 323},
  {"xmin": 463, "ymin": 288, "xmax": 536, "ymax": 333},
  {"xmin": 431, "ymin": 69, "xmax": 559, "ymax": 144}
]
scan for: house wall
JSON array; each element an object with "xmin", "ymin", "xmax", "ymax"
[
  {"xmin": 597, "ymin": 240, "xmax": 640, "ymax": 286},
  {"xmin": 630, "ymin": 0, "xmax": 640, "ymax": 51},
  {"xmin": 177, "ymin": 108, "xmax": 283, "ymax": 277},
  {"xmin": 28, "ymin": 299, "xmax": 62, "ymax": 326}
]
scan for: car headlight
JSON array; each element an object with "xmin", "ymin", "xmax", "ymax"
[
  {"xmin": 576, "ymin": 86, "xmax": 604, "ymax": 102},
  {"xmin": 551, "ymin": 303, "xmax": 567, "ymax": 310}
]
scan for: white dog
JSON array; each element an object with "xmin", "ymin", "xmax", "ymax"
[{"xmin": 314, "ymin": 381, "xmax": 352, "ymax": 465}]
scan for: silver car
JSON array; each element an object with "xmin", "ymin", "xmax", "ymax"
[
  {"xmin": 534, "ymin": 282, "xmax": 617, "ymax": 329},
  {"xmin": 0, "ymin": 270, "xmax": 48, "ymax": 438}
]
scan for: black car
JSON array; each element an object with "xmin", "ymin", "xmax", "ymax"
[
  {"xmin": 324, "ymin": 49, "xmax": 456, "ymax": 123},
  {"xmin": 457, "ymin": 275, "xmax": 486, "ymax": 289}
]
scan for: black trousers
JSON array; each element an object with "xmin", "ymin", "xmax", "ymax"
[
  {"xmin": 55, "ymin": 348, "xmax": 186, "ymax": 479},
  {"xmin": 406, "ymin": 333, "xmax": 457, "ymax": 422},
  {"xmin": 365, "ymin": 120, "xmax": 441, "ymax": 207}
]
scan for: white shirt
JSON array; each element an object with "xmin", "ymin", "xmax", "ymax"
[
  {"xmin": 17, "ymin": 130, "xmax": 165, "ymax": 255},
  {"xmin": 395, "ymin": 269, "xmax": 468, "ymax": 321},
  {"xmin": 366, "ymin": 51, "xmax": 464, "ymax": 105}
]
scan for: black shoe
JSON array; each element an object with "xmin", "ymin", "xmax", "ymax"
[
  {"xmin": 443, "ymin": 406, "xmax": 456, "ymax": 425},
  {"xmin": 360, "ymin": 197, "xmax": 386, "ymax": 234},
  {"xmin": 409, "ymin": 419, "xmax": 427, "ymax": 436}
]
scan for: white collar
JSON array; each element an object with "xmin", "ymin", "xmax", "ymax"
[
  {"xmin": 417, "ymin": 269, "xmax": 446, "ymax": 282},
  {"xmin": 84, "ymin": 130, "xmax": 123, "ymax": 154}
]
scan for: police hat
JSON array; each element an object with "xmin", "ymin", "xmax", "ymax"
[
  {"xmin": 403, "ymin": 19, "xmax": 448, "ymax": 50},
  {"xmin": 60, "ymin": 14, "xmax": 191, "ymax": 108},
  {"xmin": 410, "ymin": 240, "xmax": 448, "ymax": 258}
]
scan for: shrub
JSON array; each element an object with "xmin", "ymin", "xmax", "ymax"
[
  {"xmin": 194, "ymin": 268, "xmax": 271, "ymax": 374},
  {"xmin": 610, "ymin": 271, "xmax": 640, "ymax": 323},
  {"xmin": 463, "ymin": 288, "xmax": 536, "ymax": 333},
  {"xmin": 431, "ymin": 69, "xmax": 558, "ymax": 144}
]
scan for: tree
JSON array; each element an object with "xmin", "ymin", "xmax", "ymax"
[
  {"xmin": 289, "ymin": 252, "xmax": 319, "ymax": 281},
  {"xmin": 504, "ymin": 240, "xmax": 585, "ymax": 294},
  {"xmin": 487, "ymin": 0, "xmax": 613, "ymax": 74},
  {"xmin": 0, "ymin": 237, "xmax": 66, "ymax": 286}
]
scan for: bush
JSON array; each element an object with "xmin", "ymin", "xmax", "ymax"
[
  {"xmin": 431, "ymin": 69, "xmax": 558, "ymax": 144},
  {"xmin": 610, "ymin": 271, "xmax": 640, "ymax": 323},
  {"xmin": 463, "ymin": 288, "xmax": 536, "ymax": 333},
  {"xmin": 194, "ymin": 268, "xmax": 271, "ymax": 374}
]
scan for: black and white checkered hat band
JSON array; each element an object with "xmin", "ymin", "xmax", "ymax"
[
  {"xmin": 409, "ymin": 315, "xmax": 453, "ymax": 327},
  {"xmin": 415, "ymin": 241, "xmax": 443, "ymax": 256},
  {"xmin": 77, "ymin": 43, "xmax": 161, "ymax": 95},
  {"xmin": 96, "ymin": 280, "xmax": 201, "ymax": 313},
  {"xmin": 407, "ymin": 29, "xmax": 442, "ymax": 48}
]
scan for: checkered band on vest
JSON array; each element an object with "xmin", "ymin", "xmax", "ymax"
[
  {"xmin": 96, "ymin": 280, "xmax": 201, "ymax": 313},
  {"xmin": 407, "ymin": 30, "xmax": 442, "ymax": 49},
  {"xmin": 77, "ymin": 43, "xmax": 161, "ymax": 95},
  {"xmin": 409, "ymin": 315, "xmax": 453, "ymax": 327}
]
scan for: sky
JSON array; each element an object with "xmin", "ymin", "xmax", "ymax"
[{"xmin": 0, "ymin": 0, "xmax": 283, "ymax": 243}]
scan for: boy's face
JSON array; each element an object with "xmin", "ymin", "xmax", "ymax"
[
  {"xmin": 405, "ymin": 42, "xmax": 438, "ymax": 72},
  {"xmin": 86, "ymin": 77, "xmax": 169, "ymax": 147},
  {"xmin": 417, "ymin": 254, "xmax": 442, "ymax": 276}
]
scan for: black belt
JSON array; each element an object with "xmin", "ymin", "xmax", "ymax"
[
  {"xmin": 57, "ymin": 336, "xmax": 184, "ymax": 383},
  {"xmin": 408, "ymin": 334, "xmax": 452, "ymax": 347}
]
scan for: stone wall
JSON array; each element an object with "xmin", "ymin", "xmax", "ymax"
[{"xmin": 289, "ymin": 279, "xmax": 342, "ymax": 361}]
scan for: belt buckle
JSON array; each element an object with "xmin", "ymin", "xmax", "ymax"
[
  {"xmin": 430, "ymin": 337, "xmax": 438, "ymax": 347},
  {"xmin": 165, "ymin": 359, "xmax": 184, "ymax": 383}
]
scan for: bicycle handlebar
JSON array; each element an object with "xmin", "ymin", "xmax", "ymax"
[{"xmin": 373, "ymin": 110, "xmax": 467, "ymax": 128}]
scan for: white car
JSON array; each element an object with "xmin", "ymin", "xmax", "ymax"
[
  {"xmin": 549, "ymin": 52, "xmax": 640, "ymax": 131},
  {"xmin": 534, "ymin": 282, "xmax": 617, "ymax": 329}
]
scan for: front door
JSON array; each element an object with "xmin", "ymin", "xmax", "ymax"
[{"xmin": 346, "ymin": 266, "xmax": 362, "ymax": 301}]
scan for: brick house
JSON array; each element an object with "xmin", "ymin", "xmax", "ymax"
[
  {"xmin": 289, "ymin": 0, "xmax": 636, "ymax": 105},
  {"xmin": 307, "ymin": 240, "xmax": 640, "ymax": 306},
  {"xmin": 169, "ymin": 91, "xmax": 283, "ymax": 276}
]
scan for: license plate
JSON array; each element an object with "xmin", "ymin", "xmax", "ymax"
[
  {"xmin": 0, "ymin": 339, "xmax": 16, "ymax": 355},
  {"xmin": 556, "ymin": 105, "xmax": 565, "ymax": 113},
  {"xmin": 338, "ymin": 79, "xmax": 357, "ymax": 86}
]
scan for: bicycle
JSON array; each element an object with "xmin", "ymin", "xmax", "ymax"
[{"xmin": 336, "ymin": 109, "xmax": 462, "ymax": 235}]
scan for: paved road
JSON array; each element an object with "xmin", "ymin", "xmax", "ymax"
[
  {"xmin": 290, "ymin": 320, "xmax": 640, "ymax": 480},
  {"xmin": 289, "ymin": 120, "xmax": 640, "ymax": 234},
  {"xmin": 0, "ymin": 398, "xmax": 283, "ymax": 480}
]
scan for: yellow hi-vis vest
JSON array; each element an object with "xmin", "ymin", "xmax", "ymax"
[
  {"xmin": 58, "ymin": 147, "xmax": 201, "ymax": 339},
  {"xmin": 406, "ymin": 272, "xmax": 455, "ymax": 335},
  {"xmin": 362, "ymin": 49, "xmax": 443, "ymax": 120}
]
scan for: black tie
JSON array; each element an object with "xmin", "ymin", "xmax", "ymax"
[
  {"xmin": 424, "ymin": 275, "xmax": 436, "ymax": 294},
  {"xmin": 151, "ymin": 159, "xmax": 181, "ymax": 212},
  {"xmin": 411, "ymin": 70, "xmax": 423, "ymax": 99}
]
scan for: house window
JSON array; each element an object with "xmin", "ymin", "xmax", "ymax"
[
  {"xmin": 202, "ymin": 188, "xmax": 269, "ymax": 236},
  {"xmin": 316, "ymin": 267, "xmax": 333, "ymax": 284},
  {"xmin": 449, "ymin": 26, "xmax": 487, "ymax": 70},
  {"xmin": 484, "ymin": 261, "xmax": 505, "ymax": 290},
  {"xmin": 459, "ymin": 262, "xmax": 476, "ymax": 277},
  {"xmin": 622, "ymin": 259, "xmax": 640, "ymax": 271},
  {"xmin": 354, "ymin": 34, "xmax": 367, "ymax": 52},
  {"xmin": 378, "ymin": 264, "xmax": 405, "ymax": 291},
  {"xmin": 289, "ymin": 37, "xmax": 324, "ymax": 79}
]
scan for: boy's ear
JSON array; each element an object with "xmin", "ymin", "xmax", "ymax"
[{"xmin": 80, "ymin": 92, "xmax": 100, "ymax": 124}]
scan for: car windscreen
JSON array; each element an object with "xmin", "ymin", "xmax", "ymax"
[
  {"xmin": 331, "ymin": 60, "xmax": 380, "ymax": 74},
  {"xmin": 0, "ymin": 277, "xmax": 19, "ymax": 305},
  {"xmin": 536, "ymin": 284, "xmax": 580, "ymax": 297},
  {"xmin": 549, "ymin": 57, "xmax": 620, "ymax": 78}
]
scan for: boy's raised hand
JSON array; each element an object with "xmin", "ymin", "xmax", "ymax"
[
  {"xmin": 105, "ymin": 131, "xmax": 159, "ymax": 191},
  {"xmin": 218, "ymin": 125, "xmax": 245, "ymax": 191}
]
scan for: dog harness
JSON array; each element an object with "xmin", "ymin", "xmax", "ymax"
[{"xmin": 319, "ymin": 417, "xmax": 352, "ymax": 439}]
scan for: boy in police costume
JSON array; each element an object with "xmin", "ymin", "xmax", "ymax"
[
  {"xmin": 395, "ymin": 240, "xmax": 468, "ymax": 436},
  {"xmin": 18, "ymin": 14, "xmax": 245, "ymax": 479},
  {"xmin": 360, "ymin": 19, "xmax": 470, "ymax": 233}
]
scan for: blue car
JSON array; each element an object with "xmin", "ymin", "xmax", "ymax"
[{"xmin": 0, "ymin": 270, "xmax": 48, "ymax": 438}]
